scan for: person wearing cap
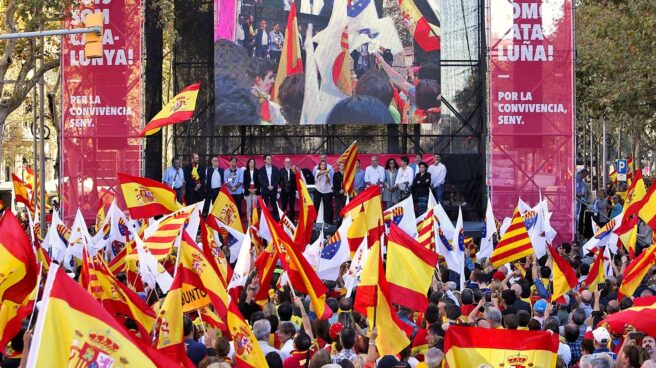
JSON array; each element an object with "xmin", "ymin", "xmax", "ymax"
[
  {"xmin": 532, "ymin": 299, "xmax": 548, "ymax": 325},
  {"xmin": 592, "ymin": 326, "xmax": 617, "ymax": 364}
]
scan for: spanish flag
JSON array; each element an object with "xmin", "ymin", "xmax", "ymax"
[
  {"xmin": 397, "ymin": 0, "xmax": 441, "ymax": 52},
  {"xmin": 615, "ymin": 214, "xmax": 638, "ymax": 258},
  {"xmin": 625, "ymin": 169, "xmax": 646, "ymax": 217},
  {"xmin": 118, "ymin": 173, "xmax": 182, "ymax": 219},
  {"xmin": 444, "ymin": 325, "xmax": 559, "ymax": 367},
  {"xmin": 584, "ymin": 249, "xmax": 606, "ymax": 292},
  {"xmin": 354, "ymin": 237, "xmax": 411, "ymax": 356},
  {"xmin": 386, "ymin": 223, "xmax": 439, "ymax": 312},
  {"xmin": 209, "ymin": 185, "xmax": 244, "ymax": 233},
  {"xmin": 80, "ymin": 248, "xmax": 156, "ymax": 342},
  {"xmin": 0, "ymin": 210, "xmax": 37, "ymax": 305},
  {"xmin": 294, "ymin": 167, "xmax": 317, "ymax": 248},
  {"xmin": 154, "ymin": 269, "xmax": 196, "ymax": 367},
  {"xmin": 139, "ymin": 83, "xmax": 200, "ymax": 137},
  {"xmin": 639, "ymin": 182, "xmax": 656, "ymax": 230},
  {"xmin": 27, "ymin": 264, "xmax": 176, "ymax": 367},
  {"xmin": 347, "ymin": 205, "xmax": 368, "ymax": 254},
  {"xmin": 547, "ymin": 244, "xmax": 578, "ymax": 301},
  {"xmin": 272, "ymin": 2, "xmax": 303, "ymax": 103},
  {"xmin": 260, "ymin": 196, "xmax": 332, "ymax": 319},
  {"xmin": 619, "ymin": 244, "xmax": 656, "ymax": 298},
  {"xmin": 337, "ymin": 141, "xmax": 358, "ymax": 196},
  {"xmin": 11, "ymin": 174, "xmax": 33, "ymax": 212},
  {"xmin": 201, "ymin": 219, "xmax": 232, "ymax": 286},
  {"xmin": 226, "ymin": 302, "xmax": 269, "ymax": 367},
  {"xmin": 254, "ymin": 241, "xmax": 278, "ymax": 306},
  {"xmin": 490, "ymin": 208, "xmax": 534, "ymax": 267},
  {"xmin": 341, "ymin": 186, "xmax": 385, "ymax": 246},
  {"xmin": 179, "ymin": 231, "xmax": 229, "ymax": 317}
]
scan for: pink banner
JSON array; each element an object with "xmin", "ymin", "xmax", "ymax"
[
  {"xmin": 214, "ymin": 0, "xmax": 237, "ymax": 42},
  {"xmin": 488, "ymin": 0, "xmax": 575, "ymax": 242},
  {"xmin": 61, "ymin": 0, "xmax": 143, "ymax": 223}
]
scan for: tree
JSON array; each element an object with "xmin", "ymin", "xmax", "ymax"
[
  {"xmin": 576, "ymin": 0, "xmax": 656, "ymax": 167},
  {"xmin": 0, "ymin": 0, "xmax": 71, "ymax": 166}
]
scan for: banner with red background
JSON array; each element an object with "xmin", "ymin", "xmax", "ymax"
[
  {"xmin": 488, "ymin": 0, "xmax": 575, "ymax": 241},
  {"xmin": 61, "ymin": 0, "xmax": 142, "ymax": 223}
]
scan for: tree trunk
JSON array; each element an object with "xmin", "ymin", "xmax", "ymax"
[
  {"xmin": 0, "ymin": 110, "xmax": 9, "ymax": 173},
  {"xmin": 144, "ymin": 0, "xmax": 164, "ymax": 180}
]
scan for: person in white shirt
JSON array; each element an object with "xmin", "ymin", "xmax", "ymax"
[
  {"xmin": 312, "ymin": 153, "xmax": 334, "ymax": 179},
  {"xmin": 162, "ymin": 157, "xmax": 185, "ymax": 203},
  {"xmin": 203, "ymin": 156, "xmax": 223, "ymax": 215},
  {"xmin": 364, "ymin": 156, "xmax": 385, "ymax": 188},
  {"xmin": 395, "ymin": 156, "xmax": 414, "ymax": 199},
  {"xmin": 427, "ymin": 153, "xmax": 447, "ymax": 203},
  {"xmin": 277, "ymin": 321, "xmax": 296, "ymax": 356}
]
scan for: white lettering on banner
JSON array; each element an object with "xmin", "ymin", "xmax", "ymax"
[
  {"xmin": 498, "ymin": 1, "xmax": 554, "ymax": 62},
  {"xmin": 495, "ymin": 90, "xmax": 567, "ymax": 125}
]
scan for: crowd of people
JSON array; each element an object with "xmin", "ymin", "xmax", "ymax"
[{"xmin": 162, "ymin": 152, "xmax": 447, "ymax": 225}]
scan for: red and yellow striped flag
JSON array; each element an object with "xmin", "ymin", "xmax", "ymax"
[
  {"xmin": 118, "ymin": 173, "xmax": 182, "ymax": 219},
  {"xmin": 27, "ymin": 264, "xmax": 176, "ymax": 367},
  {"xmin": 0, "ymin": 210, "xmax": 37, "ymax": 305},
  {"xmin": 80, "ymin": 247, "xmax": 156, "ymax": 341},
  {"xmin": 639, "ymin": 182, "xmax": 656, "ymax": 230},
  {"xmin": 584, "ymin": 249, "xmax": 606, "ymax": 292},
  {"xmin": 293, "ymin": 168, "xmax": 317, "ymax": 248},
  {"xmin": 547, "ymin": 245, "xmax": 578, "ymax": 301},
  {"xmin": 209, "ymin": 185, "xmax": 244, "ymax": 233},
  {"xmin": 134, "ymin": 206, "xmax": 194, "ymax": 259},
  {"xmin": 11, "ymin": 174, "xmax": 33, "ymax": 213},
  {"xmin": 386, "ymin": 223, "xmax": 439, "ymax": 312},
  {"xmin": 337, "ymin": 141, "xmax": 358, "ymax": 196},
  {"xmin": 153, "ymin": 269, "xmax": 196, "ymax": 367},
  {"xmin": 333, "ymin": 25, "xmax": 352, "ymax": 96},
  {"xmin": 416, "ymin": 209, "xmax": 436, "ymax": 251},
  {"xmin": 354, "ymin": 237, "xmax": 411, "ymax": 356},
  {"xmin": 272, "ymin": 2, "xmax": 303, "ymax": 102},
  {"xmin": 444, "ymin": 325, "xmax": 559, "ymax": 367},
  {"xmin": 139, "ymin": 83, "xmax": 200, "ymax": 136},
  {"xmin": 490, "ymin": 208, "xmax": 533, "ymax": 267},
  {"xmin": 619, "ymin": 244, "xmax": 656, "ymax": 298}
]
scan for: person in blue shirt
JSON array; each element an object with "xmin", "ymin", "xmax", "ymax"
[
  {"xmin": 609, "ymin": 194, "xmax": 623, "ymax": 219},
  {"xmin": 576, "ymin": 168, "xmax": 589, "ymax": 232},
  {"xmin": 353, "ymin": 159, "xmax": 365, "ymax": 195},
  {"xmin": 224, "ymin": 157, "xmax": 245, "ymax": 217},
  {"xmin": 183, "ymin": 316, "xmax": 206, "ymax": 366},
  {"xmin": 162, "ymin": 157, "xmax": 185, "ymax": 203}
]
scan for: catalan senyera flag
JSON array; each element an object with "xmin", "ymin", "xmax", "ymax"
[
  {"xmin": 336, "ymin": 141, "xmax": 358, "ymax": 196},
  {"xmin": 0, "ymin": 210, "xmax": 37, "ymax": 305},
  {"xmin": 398, "ymin": 0, "xmax": 441, "ymax": 52},
  {"xmin": 209, "ymin": 185, "xmax": 244, "ymax": 233},
  {"xmin": 386, "ymin": 223, "xmax": 439, "ymax": 312},
  {"xmin": 118, "ymin": 173, "xmax": 182, "ymax": 219},
  {"xmin": 333, "ymin": 25, "xmax": 353, "ymax": 96},
  {"xmin": 584, "ymin": 249, "xmax": 606, "ymax": 292},
  {"xmin": 341, "ymin": 185, "xmax": 385, "ymax": 246},
  {"xmin": 154, "ymin": 268, "xmax": 195, "ymax": 368},
  {"xmin": 444, "ymin": 325, "xmax": 559, "ymax": 368},
  {"xmin": 619, "ymin": 244, "xmax": 656, "ymax": 297},
  {"xmin": 272, "ymin": 2, "xmax": 303, "ymax": 103},
  {"xmin": 354, "ymin": 237, "xmax": 411, "ymax": 356},
  {"xmin": 490, "ymin": 208, "xmax": 534, "ymax": 267},
  {"xmin": 547, "ymin": 245, "xmax": 578, "ymax": 302},
  {"xmin": 80, "ymin": 248, "xmax": 156, "ymax": 341},
  {"xmin": 179, "ymin": 231, "xmax": 229, "ymax": 317},
  {"xmin": 639, "ymin": 182, "xmax": 656, "ymax": 231},
  {"xmin": 416, "ymin": 208, "xmax": 436, "ymax": 251},
  {"xmin": 134, "ymin": 206, "xmax": 194, "ymax": 259},
  {"xmin": 226, "ymin": 301, "xmax": 269, "ymax": 367},
  {"xmin": 11, "ymin": 174, "xmax": 33, "ymax": 212},
  {"xmin": 294, "ymin": 168, "xmax": 317, "ymax": 248},
  {"xmin": 260, "ymin": 197, "xmax": 332, "ymax": 319},
  {"xmin": 27, "ymin": 264, "xmax": 176, "ymax": 367},
  {"xmin": 139, "ymin": 83, "xmax": 200, "ymax": 136}
]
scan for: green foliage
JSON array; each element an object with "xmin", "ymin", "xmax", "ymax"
[{"xmin": 576, "ymin": 0, "xmax": 656, "ymax": 156}]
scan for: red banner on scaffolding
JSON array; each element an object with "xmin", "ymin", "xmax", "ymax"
[
  {"xmin": 488, "ymin": 0, "xmax": 575, "ymax": 241},
  {"xmin": 61, "ymin": 0, "xmax": 142, "ymax": 223}
]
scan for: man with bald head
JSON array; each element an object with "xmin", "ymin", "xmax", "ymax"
[
  {"xmin": 580, "ymin": 290, "xmax": 593, "ymax": 318},
  {"xmin": 606, "ymin": 300, "xmax": 620, "ymax": 314}
]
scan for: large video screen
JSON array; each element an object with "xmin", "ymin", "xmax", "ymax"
[{"xmin": 214, "ymin": 0, "xmax": 441, "ymax": 125}]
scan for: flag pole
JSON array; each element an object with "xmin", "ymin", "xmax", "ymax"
[
  {"xmin": 27, "ymin": 262, "xmax": 44, "ymax": 330},
  {"xmin": 196, "ymin": 309, "xmax": 207, "ymax": 334}
]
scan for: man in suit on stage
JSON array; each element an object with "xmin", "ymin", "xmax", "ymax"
[
  {"xmin": 258, "ymin": 154, "xmax": 280, "ymax": 221},
  {"xmin": 279, "ymin": 157, "xmax": 296, "ymax": 221},
  {"xmin": 203, "ymin": 156, "xmax": 222, "ymax": 215}
]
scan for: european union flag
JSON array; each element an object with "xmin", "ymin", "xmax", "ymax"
[
  {"xmin": 457, "ymin": 229, "xmax": 466, "ymax": 252},
  {"xmin": 321, "ymin": 234, "xmax": 342, "ymax": 260},
  {"xmin": 347, "ymin": 0, "xmax": 371, "ymax": 17}
]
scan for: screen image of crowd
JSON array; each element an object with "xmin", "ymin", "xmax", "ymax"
[{"xmin": 214, "ymin": 0, "xmax": 441, "ymax": 125}]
